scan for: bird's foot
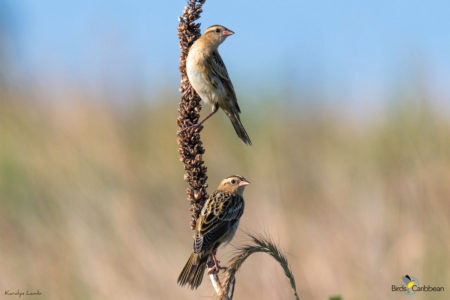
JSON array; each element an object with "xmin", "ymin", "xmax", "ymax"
[
  {"xmin": 207, "ymin": 265, "xmax": 218, "ymax": 275},
  {"xmin": 207, "ymin": 255, "xmax": 227, "ymax": 274},
  {"xmin": 207, "ymin": 264, "xmax": 226, "ymax": 274},
  {"xmin": 179, "ymin": 123, "xmax": 202, "ymax": 134}
]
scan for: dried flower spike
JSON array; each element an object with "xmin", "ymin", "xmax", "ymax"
[{"xmin": 177, "ymin": 0, "xmax": 208, "ymax": 230}]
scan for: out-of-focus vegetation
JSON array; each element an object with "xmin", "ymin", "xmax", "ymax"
[
  {"xmin": 1, "ymin": 84, "xmax": 449, "ymax": 299},
  {"xmin": 1, "ymin": 5, "xmax": 449, "ymax": 300}
]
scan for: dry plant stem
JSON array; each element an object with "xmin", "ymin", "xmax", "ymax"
[
  {"xmin": 227, "ymin": 277, "xmax": 236, "ymax": 299},
  {"xmin": 209, "ymin": 270, "xmax": 223, "ymax": 296},
  {"xmin": 220, "ymin": 235, "xmax": 300, "ymax": 300},
  {"xmin": 207, "ymin": 252, "xmax": 225, "ymax": 297}
]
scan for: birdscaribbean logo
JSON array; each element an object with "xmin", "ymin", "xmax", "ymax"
[
  {"xmin": 391, "ymin": 274, "xmax": 445, "ymax": 295},
  {"xmin": 401, "ymin": 275, "xmax": 419, "ymax": 295}
]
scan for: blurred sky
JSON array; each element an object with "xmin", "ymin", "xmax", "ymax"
[{"xmin": 3, "ymin": 0, "xmax": 450, "ymax": 105}]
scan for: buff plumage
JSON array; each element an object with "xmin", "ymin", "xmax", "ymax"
[{"xmin": 186, "ymin": 25, "xmax": 252, "ymax": 145}]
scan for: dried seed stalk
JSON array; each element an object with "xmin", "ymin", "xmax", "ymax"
[{"xmin": 177, "ymin": 0, "xmax": 208, "ymax": 230}]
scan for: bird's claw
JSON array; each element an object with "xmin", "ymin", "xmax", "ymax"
[
  {"xmin": 207, "ymin": 265, "xmax": 226, "ymax": 274},
  {"xmin": 207, "ymin": 265, "xmax": 218, "ymax": 274},
  {"xmin": 207, "ymin": 259, "xmax": 226, "ymax": 274},
  {"xmin": 179, "ymin": 123, "xmax": 202, "ymax": 134}
]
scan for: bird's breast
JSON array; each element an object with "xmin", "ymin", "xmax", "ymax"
[{"xmin": 186, "ymin": 50, "xmax": 224, "ymax": 106}]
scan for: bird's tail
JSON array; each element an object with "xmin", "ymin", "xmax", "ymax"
[
  {"xmin": 177, "ymin": 253, "xmax": 209, "ymax": 289},
  {"xmin": 228, "ymin": 113, "xmax": 252, "ymax": 145}
]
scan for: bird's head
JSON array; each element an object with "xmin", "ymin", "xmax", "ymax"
[
  {"xmin": 201, "ymin": 25, "xmax": 234, "ymax": 48},
  {"xmin": 217, "ymin": 175, "xmax": 250, "ymax": 196}
]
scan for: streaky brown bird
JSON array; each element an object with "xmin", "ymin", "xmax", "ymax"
[{"xmin": 177, "ymin": 175, "xmax": 250, "ymax": 289}]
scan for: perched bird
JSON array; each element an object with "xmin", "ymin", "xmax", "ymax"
[
  {"xmin": 178, "ymin": 175, "xmax": 250, "ymax": 289},
  {"xmin": 185, "ymin": 25, "xmax": 252, "ymax": 145}
]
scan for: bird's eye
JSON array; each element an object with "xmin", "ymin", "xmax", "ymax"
[
  {"xmin": 215, "ymin": 28, "xmax": 221, "ymax": 33},
  {"xmin": 231, "ymin": 179, "xmax": 236, "ymax": 184}
]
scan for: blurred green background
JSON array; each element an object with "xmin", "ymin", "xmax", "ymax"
[{"xmin": 1, "ymin": 1, "xmax": 449, "ymax": 299}]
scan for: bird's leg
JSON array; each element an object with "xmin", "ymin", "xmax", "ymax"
[
  {"xmin": 180, "ymin": 105, "xmax": 219, "ymax": 133},
  {"xmin": 207, "ymin": 253, "xmax": 219, "ymax": 274},
  {"xmin": 198, "ymin": 105, "xmax": 219, "ymax": 126},
  {"xmin": 207, "ymin": 252, "xmax": 226, "ymax": 274}
]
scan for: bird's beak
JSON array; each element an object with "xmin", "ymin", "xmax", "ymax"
[
  {"xmin": 238, "ymin": 180, "xmax": 250, "ymax": 187},
  {"xmin": 222, "ymin": 29, "xmax": 234, "ymax": 36}
]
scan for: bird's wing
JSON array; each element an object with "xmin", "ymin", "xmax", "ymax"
[
  {"xmin": 193, "ymin": 192, "xmax": 243, "ymax": 253},
  {"xmin": 206, "ymin": 51, "xmax": 241, "ymax": 114}
]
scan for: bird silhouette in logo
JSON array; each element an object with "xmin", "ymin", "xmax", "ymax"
[{"xmin": 402, "ymin": 275, "xmax": 416, "ymax": 290}]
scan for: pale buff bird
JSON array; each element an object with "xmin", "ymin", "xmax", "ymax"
[
  {"xmin": 185, "ymin": 25, "xmax": 252, "ymax": 145},
  {"xmin": 177, "ymin": 175, "xmax": 250, "ymax": 289}
]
